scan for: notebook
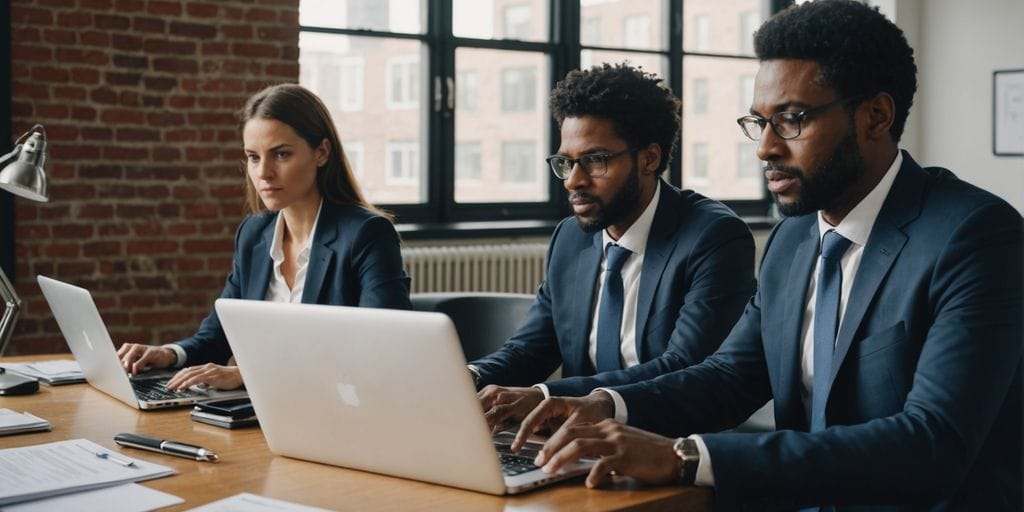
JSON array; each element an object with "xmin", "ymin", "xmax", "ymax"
[
  {"xmin": 215, "ymin": 299, "xmax": 594, "ymax": 495},
  {"xmin": 36, "ymin": 275, "xmax": 248, "ymax": 410}
]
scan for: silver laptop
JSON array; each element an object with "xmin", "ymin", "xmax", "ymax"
[
  {"xmin": 215, "ymin": 299, "xmax": 594, "ymax": 495},
  {"xmin": 37, "ymin": 275, "xmax": 248, "ymax": 410}
]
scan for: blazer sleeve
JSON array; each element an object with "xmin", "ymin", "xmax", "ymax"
[
  {"xmin": 545, "ymin": 214, "xmax": 756, "ymax": 396},
  {"xmin": 629, "ymin": 202, "xmax": 1024, "ymax": 505},
  {"xmin": 350, "ymin": 215, "xmax": 413, "ymax": 310},
  {"xmin": 174, "ymin": 217, "xmax": 254, "ymax": 366},
  {"xmin": 468, "ymin": 222, "xmax": 567, "ymax": 387}
]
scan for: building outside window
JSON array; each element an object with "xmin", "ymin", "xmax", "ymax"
[
  {"xmin": 386, "ymin": 140, "xmax": 419, "ymax": 185},
  {"xmin": 386, "ymin": 56, "xmax": 419, "ymax": 110},
  {"xmin": 455, "ymin": 141, "xmax": 482, "ymax": 182},
  {"xmin": 502, "ymin": 141, "xmax": 536, "ymax": 183},
  {"xmin": 501, "ymin": 68, "xmax": 536, "ymax": 112},
  {"xmin": 622, "ymin": 15, "xmax": 650, "ymax": 48},
  {"xmin": 345, "ymin": 140, "xmax": 364, "ymax": 179},
  {"xmin": 455, "ymin": 70, "xmax": 477, "ymax": 111},
  {"xmin": 503, "ymin": 4, "xmax": 531, "ymax": 39},
  {"xmin": 694, "ymin": 77, "xmax": 709, "ymax": 115}
]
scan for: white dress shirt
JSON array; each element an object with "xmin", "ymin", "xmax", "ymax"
[
  {"xmin": 533, "ymin": 181, "xmax": 661, "ymax": 397},
  {"xmin": 603, "ymin": 152, "xmax": 903, "ymax": 487},
  {"xmin": 169, "ymin": 202, "xmax": 322, "ymax": 367}
]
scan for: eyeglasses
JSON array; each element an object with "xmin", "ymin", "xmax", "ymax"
[
  {"xmin": 736, "ymin": 95, "xmax": 867, "ymax": 141},
  {"xmin": 545, "ymin": 147, "xmax": 638, "ymax": 180}
]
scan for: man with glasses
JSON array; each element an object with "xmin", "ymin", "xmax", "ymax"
[
  {"xmin": 508, "ymin": 2, "xmax": 1021, "ymax": 509},
  {"xmin": 470, "ymin": 63, "xmax": 756, "ymax": 433}
]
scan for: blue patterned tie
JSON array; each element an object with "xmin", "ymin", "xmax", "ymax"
[
  {"xmin": 595, "ymin": 244, "xmax": 632, "ymax": 373},
  {"xmin": 811, "ymin": 230, "xmax": 853, "ymax": 433}
]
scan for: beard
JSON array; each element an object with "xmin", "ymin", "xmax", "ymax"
[
  {"xmin": 770, "ymin": 131, "xmax": 865, "ymax": 217},
  {"xmin": 570, "ymin": 160, "xmax": 642, "ymax": 234}
]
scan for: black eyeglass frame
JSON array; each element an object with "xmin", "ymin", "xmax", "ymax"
[
  {"xmin": 736, "ymin": 94, "xmax": 869, "ymax": 141},
  {"xmin": 545, "ymin": 147, "xmax": 640, "ymax": 180}
]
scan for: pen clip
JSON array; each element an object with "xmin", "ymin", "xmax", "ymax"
[{"xmin": 77, "ymin": 443, "xmax": 137, "ymax": 468}]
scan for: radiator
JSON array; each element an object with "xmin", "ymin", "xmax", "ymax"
[{"xmin": 402, "ymin": 243, "xmax": 548, "ymax": 294}]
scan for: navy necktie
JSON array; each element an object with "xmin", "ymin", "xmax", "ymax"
[
  {"xmin": 595, "ymin": 244, "xmax": 632, "ymax": 373},
  {"xmin": 811, "ymin": 230, "xmax": 853, "ymax": 433}
]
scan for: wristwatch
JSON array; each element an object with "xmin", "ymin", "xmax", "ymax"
[{"xmin": 672, "ymin": 437, "xmax": 699, "ymax": 486}]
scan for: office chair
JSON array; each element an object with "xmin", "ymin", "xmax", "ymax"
[{"xmin": 410, "ymin": 292, "xmax": 535, "ymax": 361}]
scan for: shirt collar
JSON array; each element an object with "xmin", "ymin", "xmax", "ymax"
[
  {"xmin": 817, "ymin": 150, "xmax": 902, "ymax": 247},
  {"xmin": 603, "ymin": 180, "xmax": 661, "ymax": 256},
  {"xmin": 269, "ymin": 200, "xmax": 323, "ymax": 265}
]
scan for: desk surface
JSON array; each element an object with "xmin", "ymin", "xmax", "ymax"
[{"xmin": 0, "ymin": 355, "xmax": 711, "ymax": 511}]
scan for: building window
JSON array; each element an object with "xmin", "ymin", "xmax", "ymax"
[
  {"xmin": 737, "ymin": 142, "xmax": 760, "ymax": 179},
  {"xmin": 386, "ymin": 140, "xmax": 419, "ymax": 185},
  {"xmin": 501, "ymin": 68, "xmax": 536, "ymax": 112},
  {"xmin": 502, "ymin": 141, "xmax": 536, "ymax": 183},
  {"xmin": 740, "ymin": 10, "xmax": 760, "ymax": 55},
  {"xmin": 456, "ymin": 70, "xmax": 477, "ymax": 111},
  {"xmin": 693, "ymin": 77, "xmax": 709, "ymax": 115},
  {"xmin": 692, "ymin": 142, "xmax": 708, "ymax": 180},
  {"xmin": 338, "ymin": 57, "xmax": 364, "ymax": 112},
  {"xmin": 345, "ymin": 141, "xmax": 364, "ymax": 179},
  {"xmin": 581, "ymin": 17, "xmax": 601, "ymax": 46},
  {"xmin": 455, "ymin": 142, "xmax": 482, "ymax": 182},
  {"xmin": 694, "ymin": 14, "xmax": 710, "ymax": 52},
  {"xmin": 386, "ymin": 56, "xmax": 419, "ymax": 110},
  {"xmin": 623, "ymin": 15, "xmax": 650, "ymax": 48},
  {"xmin": 503, "ymin": 4, "xmax": 531, "ymax": 39},
  {"xmin": 739, "ymin": 74, "xmax": 754, "ymax": 112}
]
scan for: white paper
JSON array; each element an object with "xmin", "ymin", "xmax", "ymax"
[
  {"xmin": 187, "ymin": 493, "xmax": 334, "ymax": 512},
  {"xmin": 4, "ymin": 360, "xmax": 84, "ymax": 384},
  {"xmin": 1, "ymin": 483, "xmax": 183, "ymax": 512},
  {"xmin": 0, "ymin": 409, "xmax": 50, "ymax": 436},
  {"xmin": 0, "ymin": 439, "xmax": 175, "ymax": 505}
]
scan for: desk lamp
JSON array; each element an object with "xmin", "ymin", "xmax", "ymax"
[{"xmin": 0, "ymin": 124, "xmax": 49, "ymax": 395}]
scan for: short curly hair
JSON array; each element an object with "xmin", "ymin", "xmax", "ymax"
[
  {"xmin": 754, "ymin": 0, "xmax": 917, "ymax": 142},
  {"xmin": 549, "ymin": 63, "xmax": 681, "ymax": 170}
]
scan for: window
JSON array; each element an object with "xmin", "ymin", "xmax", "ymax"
[
  {"xmin": 501, "ymin": 68, "xmax": 536, "ymax": 112},
  {"xmin": 740, "ymin": 10, "xmax": 761, "ymax": 55},
  {"xmin": 691, "ymin": 142, "xmax": 708, "ymax": 181},
  {"xmin": 737, "ymin": 142, "xmax": 760, "ymax": 179},
  {"xmin": 739, "ymin": 74, "xmax": 755, "ymax": 112},
  {"xmin": 345, "ymin": 141, "xmax": 364, "ymax": 179},
  {"xmin": 502, "ymin": 141, "xmax": 536, "ymax": 183},
  {"xmin": 386, "ymin": 140, "xmax": 419, "ymax": 185},
  {"xmin": 297, "ymin": 0, "xmax": 780, "ymax": 227},
  {"xmin": 622, "ymin": 15, "xmax": 650, "ymax": 49},
  {"xmin": 387, "ymin": 56, "xmax": 419, "ymax": 110},
  {"xmin": 693, "ymin": 77, "xmax": 709, "ymax": 115}
]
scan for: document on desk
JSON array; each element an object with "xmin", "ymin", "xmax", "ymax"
[
  {"xmin": 0, "ymin": 439, "xmax": 175, "ymax": 506},
  {"xmin": 189, "ymin": 493, "xmax": 333, "ymax": 512},
  {"xmin": 0, "ymin": 409, "xmax": 51, "ymax": 436},
  {"xmin": 1, "ymin": 483, "xmax": 183, "ymax": 512}
]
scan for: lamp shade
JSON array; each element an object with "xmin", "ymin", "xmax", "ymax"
[{"xmin": 0, "ymin": 126, "xmax": 49, "ymax": 202}]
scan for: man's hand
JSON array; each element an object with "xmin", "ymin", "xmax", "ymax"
[
  {"xmin": 166, "ymin": 364, "xmax": 243, "ymax": 391},
  {"xmin": 536, "ymin": 418, "xmax": 681, "ymax": 488},
  {"xmin": 478, "ymin": 385, "xmax": 545, "ymax": 433},
  {"xmin": 117, "ymin": 343, "xmax": 177, "ymax": 375},
  {"xmin": 511, "ymin": 391, "xmax": 616, "ymax": 452}
]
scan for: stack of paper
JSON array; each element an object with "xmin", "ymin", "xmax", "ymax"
[
  {"xmin": 0, "ymin": 439, "xmax": 176, "ymax": 506},
  {"xmin": 0, "ymin": 409, "xmax": 50, "ymax": 436},
  {"xmin": 3, "ymin": 360, "xmax": 85, "ymax": 385}
]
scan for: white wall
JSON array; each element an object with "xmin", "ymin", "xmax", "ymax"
[{"xmin": 906, "ymin": 0, "xmax": 1024, "ymax": 213}]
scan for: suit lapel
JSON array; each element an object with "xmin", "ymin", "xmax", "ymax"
[
  {"xmin": 246, "ymin": 217, "xmax": 275, "ymax": 300},
  {"xmin": 635, "ymin": 184, "xmax": 680, "ymax": 355},
  {"xmin": 571, "ymin": 232, "xmax": 603, "ymax": 373},
  {"xmin": 301, "ymin": 203, "xmax": 339, "ymax": 304},
  {"xmin": 827, "ymin": 155, "xmax": 923, "ymax": 388},
  {"xmin": 777, "ymin": 219, "xmax": 819, "ymax": 424}
]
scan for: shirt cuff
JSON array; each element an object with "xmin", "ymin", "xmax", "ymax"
[
  {"xmin": 688, "ymin": 434, "xmax": 715, "ymax": 487},
  {"xmin": 167, "ymin": 344, "xmax": 187, "ymax": 369},
  {"xmin": 594, "ymin": 387, "xmax": 628, "ymax": 424},
  {"xmin": 532, "ymin": 383, "xmax": 551, "ymax": 399},
  {"xmin": 467, "ymin": 364, "xmax": 481, "ymax": 386}
]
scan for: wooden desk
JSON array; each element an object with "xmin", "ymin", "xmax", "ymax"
[{"xmin": 0, "ymin": 355, "xmax": 711, "ymax": 511}]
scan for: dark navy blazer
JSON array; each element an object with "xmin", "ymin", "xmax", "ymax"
[
  {"xmin": 176, "ymin": 201, "xmax": 412, "ymax": 365},
  {"xmin": 616, "ymin": 153, "xmax": 1022, "ymax": 510},
  {"xmin": 471, "ymin": 181, "xmax": 756, "ymax": 396}
]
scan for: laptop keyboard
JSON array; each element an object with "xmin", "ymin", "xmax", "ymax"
[
  {"xmin": 493, "ymin": 434, "xmax": 543, "ymax": 477},
  {"xmin": 131, "ymin": 378, "xmax": 202, "ymax": 401}
]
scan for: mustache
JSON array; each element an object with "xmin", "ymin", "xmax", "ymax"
[
  {"xmin": 568, "ymin": 191, "xmax": 599, "ymax": 203},
  {"xmin": 763, "ymin": 162, "xmax": 804, "ymax": 179}
]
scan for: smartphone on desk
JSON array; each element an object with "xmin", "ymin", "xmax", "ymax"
[{"xmin": 195, "ymin": 397, "xmax": 254, "ymax": 418}]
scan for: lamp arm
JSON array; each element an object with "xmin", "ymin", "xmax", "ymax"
[{"xmin": 0, "ymin": 267, "xmax": 21, "ymax": 357}]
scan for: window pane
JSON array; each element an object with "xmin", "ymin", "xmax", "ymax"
[
  {"xmin": 454, "ymin": 48, "xmax": 550, "ymax": 203},
  {"xmin": 681, "ymin": 55, "xmax": 762, "ymax": 200},
  {"xmin": 684, "ymin": 0, "xmax": 767, "ymax": 54},
  {"xmin": 579, "ymin": 51, "xmax": 668, "ymax": 82},
  {"xmin": 453, "ymin": 0, "xmax": 550, "ymax": 42},
  {"xmin": 580, "ymin": 0, "xmax": 668, "ymax": 50},
  {"xmin": 300, "ymin": 0, "xmax": 425, "ymax": 34},
  {"xmin": 300, "ymin": 33, "xmax": 427, "ymax": 205}
]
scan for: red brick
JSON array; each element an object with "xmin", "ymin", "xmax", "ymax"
[
  {"xmin": 80, "ymin": 0, "xmax": 114, "ymax": 8},
  {"xmin": 45, "ymin": 243, "xmax": 80, "ymax": 258},
  {"xmin": 266, "ymin": 63, "xmax": 299, "ymax": 78},
  {"xmin": 187, "ymin": 3, "xmax": 219, "ymax": 17},
  {"xmin": 54, "ymin": 85, "xmax": 88, "ymax": 101},
  {"xmin": 173, "ymin": 185, "xmax": 204, "ymax": 200},
  {"xmin": 71, "ymin": 106, "xmax": 95, "ymax": 121},
  {"xmin": 168, "ymin": 96, "xmax": 194, "ymax": 108},
  {"xmin": 142, "ymin": 39, "xmax": 195, "ymax": 54},
  {"xmin": 80, "ymin": 31, "xmax": 112, "ymax": 47},
  {"xmin": 164, "ymin": 129, "xmax": 198, "ymax": 142},
  {"xmin": 56, "ymin": 11, "xmax": 91, "ymax": 28},
  {"xmin": 256, "ymin": 26, "xmax": 295, "ymax": 42},
  {"xmin": 197, "ymin": 96, "xmax": 220, "ymax": 109},
  {"xmin": 153, "ymin": 57, "xmax": 198, "ymax": 74},
  {"xmin": 51, "ymin": 145, "xmax": 101, "ymax": 160},
  {"xmin": 114, "ymin": 0, "xmax": 144, "ymax": 12},
  {"xmin": 43, "ymin": 28, "xmax": 76, "ymax": 45},
  {"xmin": 127, "ymin": 240, "xmax": 178, "ymax": 254},
  {"xmin": 12, "ymin": 7, "xmax": 54, "ymax": 25},
  {"xmin": 200, "ymin": 42, "xmax": 230, "ymax": 56},
  {"xmin": 184, "ymin": 239, "xmax": 233, "ymax": 253},
  {"xmin": 11, "ymin": 44, "xmax": 53, "ymax": 61},
  {"xmin": 117, "ymin": 204, "xmax": 154, "ymax": 217},
  {"xmin": 186, "ymin": 147, "xmax": 219, "ymax": 161},
  {"xmin": 72, "ymin": 67, "xmax": 101, "ymax": 84},
  {"xmin": 113, "ymin": 54, "xmax": 148, "ymax": 68},
  {"xmin": 53, "ymin": 224, "xmax": 96, "ymax": 239},
  {"xmin": 99, "ymin": 223, "xmax": 131, "ymax": 236},
  {"xmin": 168, "ymin": 223, "xmax": 198, "ymax": 236},
  {"xmin": 81, "ymin": 126, "xmax": 114, "ymax": 140},
  {"xmin": 94, "ymin": 14, "xmax": 130, "ymax": 30},
  {"xmin": 31, "ymin": 66, "xmax": 71, "ymax": 82},
  {"xmin": 83, "ymin": 241, "xmax": 123, "ymax": 257},
  {"xmin": 112, "ymin": 33, "xmax": 143, "ymax": 50},
  {"xmin": 147, "ymin": 1, "xmax": 182, "ymax": 16},
  {"xmin": 97, "ymin": 184, "xmax": 135, "ymax": 198},
  {"xmin": 120, "ymin": 294, "xmax": 156, "ymax": 308},
  {"xmin": 133, "ymin": 311, "xmax": 191, "ymax": 326},
  {"xmin": 55, "ymin": 47, "xmax": 109, "ymax": 65},
  {"xmin": 142, "ymin": 95, "xmax": 165, "ymax": 107},
  {"xmin": 102, "ymin": 146, "xmax": 149, "ymax": 160},
  {"xmin": 186, "ymin": 203, "xmax": 219, "ymax": 219},
  {"xmin": 138, "ymin": 185, "xmax": 170, "ymax": 199},
  {"xmin": 170, "ymin": 21, "xmax": 216, "ymax": 39},
  {"xmin": 133, "ymin": 221, "xmax": 164, "ymax": 235},
  {"xmin": 221, "ymin": 25, "xmax": 252, "ymax": 39},
  {"xmin": 117, "ymin": 127, "xmax": 160, "ymax": 142},
  {"xmin": 232, "ymin": 42, "xmax": 277, "ymax": 59},
  {"xmin": 157, "ymin": 204, "xmax": 182, "ymax": 217},
  {"xmin": 143, "ymin": 76, "xmax": 178, "ymax": 91},
  {"xmin": 133, "ymin": 17, "xmax": 165, "ymax": 33},
  {"xmin": 152, "ymin": 147, "xmax": 182, "ymax": 161},
  {"xmin": 176, "ymin": 257, "xmax": 205, "ymax": 271},
  {"xmin": 57, "ymin": 262, "xmax": 97, "ymax": 276},
  {"xmin": 101, "ymin": 108, "xmax": 146, "ymax": 124},
  {"xmin": 52, "ymin": 183, "xmax": 96, "ymax": 199},
  {"xmin": 126, "ymin": 166, "xmax": 198, "ymax": 180},
  {"xmin": 148, "ymin": 112, "xmax": 186, "ymax": 126},
  {"xmin": 79, "ymin": 204, "xmax": 115, "ymax": 218},
  {"xmin": 12, "ymin": 26, "xmax": 41, "ymax": 42},
  {"xmin": 244, "ymin": 8, "xmax": 276, "ymax": 22},
  {"xmin": 106, "ymin": 71, "xmax": 142, "ymax": 86}
]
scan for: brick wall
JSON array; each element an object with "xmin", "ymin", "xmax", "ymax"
[{"xmin": 6, "ymin": 0, "xmax": 300, "ymax": 355}]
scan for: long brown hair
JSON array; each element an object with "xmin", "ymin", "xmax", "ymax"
[{"xmin": 237, "ymin": 83, "xmax": 392, "ymax": 221}]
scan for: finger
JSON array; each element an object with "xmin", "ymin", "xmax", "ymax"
[
  {"xmin": 166, "ymin": 368, "xmax": 197, "ymax": 390},
  {"xmin": 542, "ymin": 436, "xmax": 610, "ymax": 475},
  {"xmin": 513, "ymin": 399, "xmax": 561, "ymax": 452},
  {"xmin": 585, "ymin": 458, "xmax": 618, "ymax": 489},
  {"xmin": 130, "ymin": 350, "xmax": 158, "ymax": 375},
  {"xmin": 484, "ymin": 403, "xmax": 518, "ymax": 434},
  {"xmin": 537, "ymin": 422, "xmax": 603, "ymax": 467}
]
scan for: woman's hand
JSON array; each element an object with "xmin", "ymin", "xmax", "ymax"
[{"xmin": 166, "ymin": 364, "xmax": 244, "ymax": 391}]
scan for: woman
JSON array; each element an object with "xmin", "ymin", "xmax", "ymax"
[{"xmin": 117, "ymin": 84, "xmax": 412, "ymax": 390}]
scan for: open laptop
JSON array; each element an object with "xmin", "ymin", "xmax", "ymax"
[
  {"xmin": 37, "ymin": 275, "xmax": 248, "ymax": 410},
  {"xmin": 215, "ymin": 299, "xmax": 595, "ymax": 495}
]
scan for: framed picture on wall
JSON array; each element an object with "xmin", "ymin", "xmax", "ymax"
[{"xmin": 993, "ymin": 69, "xmax": 1024, "ymax": 156}]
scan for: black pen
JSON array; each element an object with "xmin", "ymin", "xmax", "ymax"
[{"xmin": 114, "ymin": 433, "xmax": 220, "ymax": 462}]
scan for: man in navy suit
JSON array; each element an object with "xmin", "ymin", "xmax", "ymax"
[
  {"xmin": 511, "ymin": 2, "xmax": 1022, "ymax": 509},
  {"xmin": 471, "ymin": 64, "xmax": 756, "ymax": 430}
]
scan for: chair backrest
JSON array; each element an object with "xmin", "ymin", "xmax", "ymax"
[{"xmin": 410, "ymin": 292, "xmax": 535, "ymax": 361}]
